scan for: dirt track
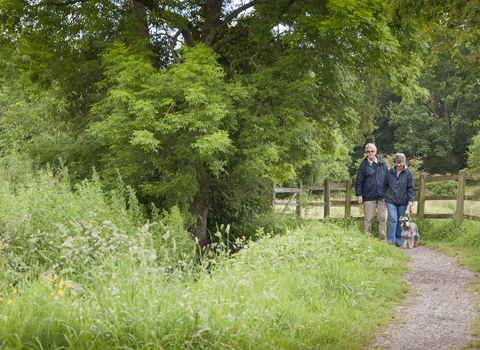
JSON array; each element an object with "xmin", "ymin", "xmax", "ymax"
[{"xmin": 367, "ymin": 246, "xmax": 479, "ymax": 350}]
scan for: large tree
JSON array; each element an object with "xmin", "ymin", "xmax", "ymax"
[
  {"xmin": 363, "ymin": 0, "xmax": 480, "ymax": 174},
  {"xmin": 0, "ymin": 0, "xmax": 427, "ymax": 245}
]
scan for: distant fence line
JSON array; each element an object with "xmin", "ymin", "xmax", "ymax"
[{"xmin": 273, "ymin": 169, "xmax": 480, "ymax": 222}]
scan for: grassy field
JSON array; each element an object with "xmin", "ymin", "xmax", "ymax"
[
  {"xmin": 1, "ymin": 156, "xmax": 479, "ymax": 349},
  {"xmin": 0, "ymin": 155, "xmax": 415, "ymax": 349}
]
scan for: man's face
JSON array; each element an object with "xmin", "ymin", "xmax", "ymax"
[{"xmin": 366, "ymin": 147, "xmax": 376, "ymax": 161}]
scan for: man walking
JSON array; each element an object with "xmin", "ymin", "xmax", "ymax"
[{"xmin": 355, "ymin": 143, "xmax": 388, "ymax": 241}]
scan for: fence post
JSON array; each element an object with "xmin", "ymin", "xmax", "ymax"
[
  {"xmin": 324, "ymin": 179, "xmax": 330, "ymax": 218},
  {"xmin": 456, "ymin": 169, "xmax": 467, "ymax": 220},
  {"xmin": 345, "ymin": 179, "xmax": 352, "ymax": 217},
  {"xmin": 296, "ymin": 182, "xmax": 302, "ymax": 218},
  {"xmin": 417, "ymin": 172, "xmax": 427, "ymax": 218}
]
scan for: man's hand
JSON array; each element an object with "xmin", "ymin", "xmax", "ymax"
[{"xmin": 357, "ymin": 196, "xmax": 363, "ymax": 204}]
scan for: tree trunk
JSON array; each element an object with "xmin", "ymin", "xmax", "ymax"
[
  {"xmin": 189, "ymin": 175, "xmax": 211, "ymax": 249},
  {"xmin": 201, "ymin": 0, "xmax": 224, "ymax": 44},
  {"xmin": 133, "ymin": 1, "xmax": 157, "ymax": 67}
]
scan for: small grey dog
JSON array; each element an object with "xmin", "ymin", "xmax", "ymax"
[{"xmin": 399, "ymin": 216, "xmax": 419, "ymax": 249}]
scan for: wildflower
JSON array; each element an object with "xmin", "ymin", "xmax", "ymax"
[
  {"xmin": 55, "ymin": 296, "xmax": 59, "ymax": 300},
  {"xmin": 60, "ymin": 280, "xmax": 64, "ymax": 288},
  {"xmin": 8, "ymin": 300, "xmax": 12, "ymax": 304},
  {"xmin": 58, "ymin": 290, "xmax": 64, "ymax": 296},
  {"xmin": 66, "ymin": 283, "xmax": 73, "ymax": 288},
  {"xmin": 72, "ymin": 291, "xmax": 77, "ymax": 296},
  {"xmin": 0, "ymin": 298, "xmax": 2, "ymax": 301},
  {"xmin": 13, "ymin": 288, "xmax": 17, "ymax": 293}
]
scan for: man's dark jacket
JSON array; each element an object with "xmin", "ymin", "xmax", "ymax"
[
  {"xmin": 355, "ymin": 156, "xmax": 387, "ymax": 202},
  {"xmin": 381, "ymin": 165, "xmax": 415, "ymax": 206}
]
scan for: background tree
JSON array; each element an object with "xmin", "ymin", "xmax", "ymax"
[
  {"xmin": 351, "ymin": 0, "xmax": 480, "ymax": 175},
  {"xmin": 467, "ymin": 132, "xmax": 480, "ymax": 175},
  {"xmin": 0, "ymin": 0, "xmax": 428, "ymax": 245}
]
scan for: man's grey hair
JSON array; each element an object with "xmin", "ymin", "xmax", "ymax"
[
  {"xmin": 365, "ymin": 143, "xmax": 377, "ymax": 152},
  {"xmin": 392, "ymin": 153, "xmax": 406, "ymax": 163}
]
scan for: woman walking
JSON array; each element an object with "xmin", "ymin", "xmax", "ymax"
[{"xmin": 382, "ymin": 153, "xmax": 415, "ymax": 246}]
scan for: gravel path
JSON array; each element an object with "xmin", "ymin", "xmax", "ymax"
[{"xmin": 368, "ymin": 246, "xmax": 479, "ymax": 350}]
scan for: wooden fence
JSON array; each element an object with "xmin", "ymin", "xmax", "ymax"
[{"xmin": 273, "ymin": 169, "xmax": 480, "ymax": 221}]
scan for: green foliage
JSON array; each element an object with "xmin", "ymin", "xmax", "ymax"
[
  {"xmin": 473, "ymin": 188, "xmax": 480, "ymax": 196},
  {"xmin": 0, "ymin": 220, "xmax": 410, "ymax": 349},
  {"xmin": 150, "ymin": 205, "xmax": 197, "ymax": 266},
  {"xmin": 418, "ymin": 218, "xmax": 480, "ymax": 247},
  {"xmin": 373, "ymin": 13, "xmax": 480, "ymax": 174},
  {"xmin": 0, "ymin": 0, "xmax": 433, "ymax": 242},
  {"xmin": 206, "ymin": 173, "xmax": 274, "ymax": 241},
  {"xmin": 88, "ymin": 43, "xmax": 245, "ymax": 209},
  {"xmin": 467, "ymin": 133, "xmax": 480, "ymax": 175},
  {"xmin": 425, "ymin": 181, "xmax": 457, "ymax": 196},
  {"xmin": 0, "ymin": 153, "xmax": 196, "ymax": 287}
]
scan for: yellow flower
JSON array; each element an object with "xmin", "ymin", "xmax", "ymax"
[
  {"xmin": 0, "ymin": 298, "xmax": 3, "ymax": 301},
  {"xmin": 59, "ymin": 279, "xmax": 64, "ymax": 288},
  {"xmin": 55, "ymin": 296, "xmax": 59, "ymax": 300},
  {"xmin": 8, "ymin": 300, "xmax": 12, "ymax": 304},
  {"xmin": 66, "ymin": 283, "xmax": 73, "ymax": 288},
  {"xmin": 13, "ymin": 288, "xmax": 17, "ymax": 293},
  {"xmin": 72, "ymin": 291, "xmax": 76, "ymax": 296},
  {"xmin": 58, "ymin": 290, "xmax": 64, "ymax": 296}
]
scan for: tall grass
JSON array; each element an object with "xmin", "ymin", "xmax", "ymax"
[
  {"xmin": 1, "ymin": 224, "xmax": 410, "ymax": 349},
  {"xmin": 0, "ymin": 154, "xmax": 411, "ymax": 349}
]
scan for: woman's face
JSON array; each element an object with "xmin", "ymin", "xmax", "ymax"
[{"xmin": 395, "ymin": 161, "xmax": 404, "ymax": 171}]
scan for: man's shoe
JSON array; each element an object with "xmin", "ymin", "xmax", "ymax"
[{"xmin": 395, "ymin": 243, "xmax": 401, "ymax": 247}]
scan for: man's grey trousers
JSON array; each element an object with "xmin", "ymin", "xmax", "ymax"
[{"xmin": 363, "ymin": 200, "xmax": 387, "ymax": 240}]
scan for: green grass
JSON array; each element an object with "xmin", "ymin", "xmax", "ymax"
[
  {"xmin": 0, "ymin": 224, "xmax": 410, "ymax": 349},
  {"xmin": 13, "ymin": 152, "xmax": 480, "ymax": 349},
  {"xmin": 0, "ymin": 154, "xmax": 414, "ymax": 349}
]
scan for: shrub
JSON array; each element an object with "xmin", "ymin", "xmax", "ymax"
[
  {"xmin": 473, "ymin": 187, "xmax": 480, "ymax": 196},
  {"xmin": 425, "ymin": 181, "xmax": 457, "ymax": 196},
  {"xmin": 207, "ymin": 173, "xmax": 273, "ymax": 242},
  {"xmin": 0, "ymin": 153, "xmax": 197, "ymax": 287}
]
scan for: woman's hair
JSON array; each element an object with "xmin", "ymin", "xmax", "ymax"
[
  {"xmin": 365, "ymin": 143, "xmax": 377, "ymax": 152},
  {"xmin": 392, "ymin": 153, "xmax": 406, "ymax": 163}
]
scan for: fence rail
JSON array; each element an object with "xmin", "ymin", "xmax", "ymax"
[{"xmin": 273, "ymin": 169, "xmax": 480, "ymax": 221}]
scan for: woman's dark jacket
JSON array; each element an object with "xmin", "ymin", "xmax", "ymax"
[
  {"xmin": 355, "ymin": 156, "xmax": 387, "ymax": 202},
  {"xmin": 382, "ymin": 165, "xmax": 415, "ymax": 206}
]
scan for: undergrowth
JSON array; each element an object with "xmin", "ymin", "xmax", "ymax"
[{"xmin": 0, "ymin": 153, "xmax": 411, "ymax": 349}]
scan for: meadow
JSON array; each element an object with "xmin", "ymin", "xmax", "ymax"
[{"xmin": 1, "ymin": 155, "xmax": 479, "ymax": 349}]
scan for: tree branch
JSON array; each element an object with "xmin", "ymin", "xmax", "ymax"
[
  {"xmin": 205, "ymin": 0, "xmax": 266, "ymax": 47},
  {"xmin": 32, "ymin": 0, "xmax": 89, "ymax": 6},
  {"xmin": 134, "ymin": 0, "xmax": 163, "ymax": 14},
  {"xmin": 229, "ymin": 35, "xmax": 275, "ymax": 77},
  {"xmin": 211, "ymin": 28, "xmax": 249, "ymax": 52},
  {"xmin": 170, "ymin": 30, "xmax": 182, "ymax": 64}
]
